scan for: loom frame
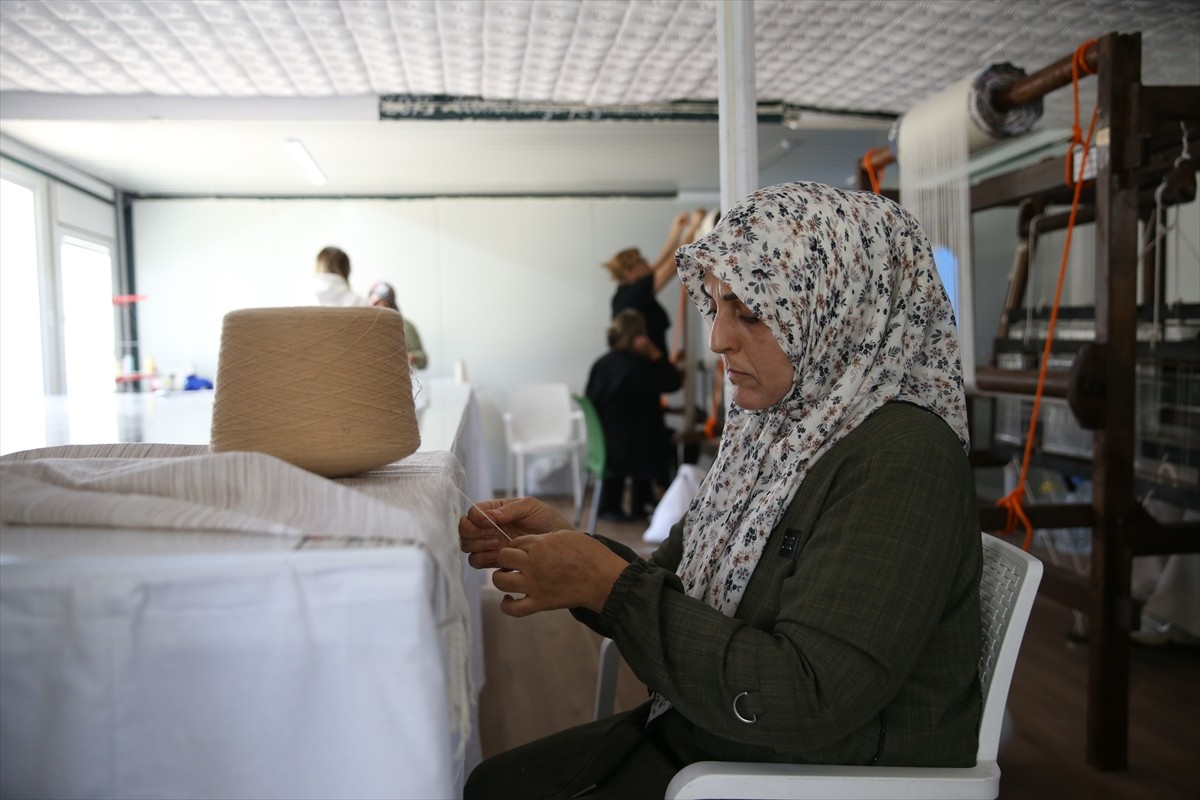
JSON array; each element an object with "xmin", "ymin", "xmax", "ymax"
[{"xmin": 858, "ymin": 31, "xmax": 1200, "ymax": 772}]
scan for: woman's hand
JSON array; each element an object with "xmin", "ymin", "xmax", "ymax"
[
  {"xmin": 670, "ymin": 210, "xmax": 692, "ymax": 236},
  {"xmin": 491, "ymin": 531, "xmax": 629, "ymax": 616},
  {"xmin": 458, "ymin": 496, "xmax": 571, "ymax": 569},
  {"xmin": 630, "ymin": 333, "xmax": 663, "ymax": 361}
]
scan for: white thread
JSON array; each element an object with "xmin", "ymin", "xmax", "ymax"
[{"xmin": 450, "ymin": 482, "xmax": 512, "ymax": 542}]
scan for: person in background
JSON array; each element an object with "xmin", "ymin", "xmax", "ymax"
[
  {"xmin": 313, "ymin": 245, "xmax": 365, "ymax": 306},
  {"xmin": 368, "ymin": 281, "xmax": 428, "ymax": 370},
  {"xmin": 605, "ymin": 209, "xmax": 707, "ymax": 355},
  {"xmin": 586, "ymin": 309, "xmax": 682, "ymax": 521},
  {"xmin": 458, "ymin": 181, "xmax": 982, "ymax": 799}
]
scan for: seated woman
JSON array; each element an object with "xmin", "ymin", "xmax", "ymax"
[
  {"xmin": 586, "ymin": 309, "xmax": 682, "ymax": 520},
  {"xmin": 367, "ymin": 281, "xmax": 428, "ymax": 370},
  {"xmin": 459, "ymin": 181, "xmax": 982, "ymax": 799}
]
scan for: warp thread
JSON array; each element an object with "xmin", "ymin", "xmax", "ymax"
[
  {"xmin": 895, "ymin": 62, "xmax": 1041, "ymax": 393},
  {"xmin": 211, "ymin": 306, "xmax": 420, "ymax": 477}
]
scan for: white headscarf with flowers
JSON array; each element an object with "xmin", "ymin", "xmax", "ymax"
[{"xmin": 673, "ymin": 181, "xmax": 969, "ymax": 618}]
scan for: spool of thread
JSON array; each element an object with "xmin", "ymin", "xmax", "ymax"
[{"xmin": 210, "ymin": 307, "xmax": 420, "ymax": 477}]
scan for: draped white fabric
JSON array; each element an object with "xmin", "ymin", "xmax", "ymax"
[{"xmin": 0, "ymin": 445, "xmax": 474, "ymax": 799}]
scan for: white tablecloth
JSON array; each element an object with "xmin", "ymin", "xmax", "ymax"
[
  {"xmin": 0, "ymin": 548, "xmax": 453, "ymax": 800},
  {"xmin": 0, "ymin": 379, "xmax": 493, "ymax": 799}
]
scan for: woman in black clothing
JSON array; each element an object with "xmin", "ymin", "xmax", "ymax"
[
  {"xmin": 586, "ymin": 310, "xmax": 682, "ymax": 520},
  {"xmin": 605, "ymin": 209, "xmax": 706, "ymax": 354}
]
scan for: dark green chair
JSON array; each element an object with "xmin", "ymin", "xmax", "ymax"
[{"xmin": 573, "ymin": 395, "xmax": 606, "ymax": 532}]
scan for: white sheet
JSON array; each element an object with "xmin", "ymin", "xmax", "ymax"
[{"xmin": 0, "ymin": 444, "xmax": 475, "ymax": 799}]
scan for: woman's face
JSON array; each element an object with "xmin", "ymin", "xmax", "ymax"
[{"xmin": 702, "ymin": 272, "xmax": 794, "ymax": 411}]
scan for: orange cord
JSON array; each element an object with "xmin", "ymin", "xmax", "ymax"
[
  {"xmin": 995, "ymin": 39, "xmax": 1100, "ymax": 550},
  {"xmin": 670, "ymin": 283, "xmax": 687, "ymax": 363},
  {"xmin": 702, "ymin": 360, "xmax": 725, "ymax": 439},
  {"xmin": 862, "ymin": 147, "xmax": 889, "ymax": 194},
  {"xmin": 662, "ymin": 284, "xmax": 689, "ymax": 411},
  {"xmin": 1064, "ymin": 40, "xmax": 1099, "ymax": 187}
]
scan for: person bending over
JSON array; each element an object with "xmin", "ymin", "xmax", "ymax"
[
  {"xmin": 586, "ymin": 309, "xmax": 682, "ymax": 521},
  {"xmin": 460, "ymin": 181, "xmax": 982, "ymax": 799}
]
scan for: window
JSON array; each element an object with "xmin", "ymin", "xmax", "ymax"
[
  {"xmin": 0, "ymin": 176, "xmax": 47, "ymax": 452},
  {"xmin": 60, "ymin": 236, "xmax": 117, "ymax": 394}
]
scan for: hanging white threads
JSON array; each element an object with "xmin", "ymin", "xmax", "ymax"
[{"xmin": 898, "ymin": 63, "xmax": 1044, "ymax": 391}]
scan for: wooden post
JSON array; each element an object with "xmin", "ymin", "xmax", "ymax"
[{"xmin": 1087, "ymin": 31, "xmax": 1141, "ymax": 771}]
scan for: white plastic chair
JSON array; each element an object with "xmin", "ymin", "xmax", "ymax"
[
  {"xmin": 593, "ymin": 532, "xmax": 1043, "ymax": 800},
  {"xmin": 502, "ymin": 382, "xmax": 585, "ymax": 515}
]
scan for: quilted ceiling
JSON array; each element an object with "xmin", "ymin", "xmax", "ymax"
[
  {"xmin": 1, "ymin": 1, "xmax": 1197, "ymax": 196},
  {"xmin": 3, "ymin": 0, "xmax": 1198, "ymax": 123}
]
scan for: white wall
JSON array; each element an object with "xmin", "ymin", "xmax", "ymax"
[
  {"xmin": 133, "ymin": 196, "xmax": 702, "ymax": 491},
  {"xmin": 129, "ymin": 127, "xmax": 901, "ymax": 494}
]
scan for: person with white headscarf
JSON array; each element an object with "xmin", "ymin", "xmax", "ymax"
[{"xmin": 460, "ymin": 182, "xmax": 982, "ymax": 799}]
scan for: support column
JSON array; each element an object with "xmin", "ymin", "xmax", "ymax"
[{"xmin": 715, "ymin": 0, "xmax": 758, "ymax": 213}]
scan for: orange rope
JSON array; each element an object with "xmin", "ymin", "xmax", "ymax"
[
  {"xmin": 862, "ymin": 147, "xmax": 889, "ymax": 194},
  {"xmin": 670, "ymin": 283, "xmax": 687, "ymax": 363},
  {"xmin": 703, "ymin": 360, "xmax": 725, "ymax": 439},
  {"xmin": 995, "ymin": 40, "xmax": 1100, "ymax": 550},
  {"xmin": 661, "ymin": 285, "xmax": 689, "ymax": 410},
  {"xmin": 1064, "ymin": 40, "xmax": 1099, "ymax": 187}
]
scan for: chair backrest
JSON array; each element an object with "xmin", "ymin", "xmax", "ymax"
[
  {"xmin": 508, "ymin": 383, "xmax": 574, "ymax": 443},
  {"xmin": 975, "ymin": 532, "xmax": 1043, "ymax": 762},
  {"xmin": 573, "ymin": 394, "xmax": 606, "ymax": 476}
]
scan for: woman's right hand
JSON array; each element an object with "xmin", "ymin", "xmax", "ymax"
[{"xmin": 458, "ymin": 496, "xmax": 572, "ymax": 569}]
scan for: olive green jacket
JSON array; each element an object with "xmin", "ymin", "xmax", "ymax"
[{"xmin": 574, "ymin": 401, "xmax": 982, "ymax": 768}]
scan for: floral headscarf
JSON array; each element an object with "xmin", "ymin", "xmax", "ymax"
[{"xmin": 673, "ymin": 181, "xmax": 969, "ymax": 617}]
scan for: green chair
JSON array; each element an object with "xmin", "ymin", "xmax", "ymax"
[{"xmin": 573, "ymin": 395, "xmax": 606, "ymax": 532}]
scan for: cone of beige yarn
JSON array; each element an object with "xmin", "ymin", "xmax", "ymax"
[{"xmin": 210, "ymin": 306, "xmax": 420, "ymax": 477}]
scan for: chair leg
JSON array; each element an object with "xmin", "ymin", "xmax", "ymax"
[
  {"xmin": 594, "ymin": 637, "xmax": 621, "ymax": 720},
  {"xmin": 587, "ymin": 472, "xmax": 602, "ymax": 533},
  {"xmin": 570, "ymin": 451, "xmax": 582, "ymax": 525},
  {"xmin": 574, "ymin": 474, "xmax": 588, "ymax": 528}
]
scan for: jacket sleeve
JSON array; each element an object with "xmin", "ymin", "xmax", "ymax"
[
  {"xmin": 569, "ymin": 517, "xmax": 687, "ymax": 636},
  {"xmin": 592, "ymin": 429, "xmax": 973, "ymax": 753}
]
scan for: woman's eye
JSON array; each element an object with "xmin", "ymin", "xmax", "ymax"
[{"xmin": 738, "ymin": 311, "xmax": 760, "ymax": 324}]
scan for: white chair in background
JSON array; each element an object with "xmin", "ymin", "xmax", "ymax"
[
  {"xmin": 503, "ymin": 382, "xmax": 584, "ymax": 515},
  {"xmin": 593, "ymin": 532, "xmax": 1043, "ymax": 800}
]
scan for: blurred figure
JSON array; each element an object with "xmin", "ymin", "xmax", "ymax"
[
  {"xmin": 586, "ymin": 309, "xmax": 681, "ymax": 521},
  {"xmin": 368, "ymin": 281, "xmax": 428, "ymax": 370},
  {"xmin": 604, "ymin": 209, "xmax": 706, "ymax": 355},
  {"xmin": 313, "ymin": 246, "xmax": 365, "ymax": 307}
]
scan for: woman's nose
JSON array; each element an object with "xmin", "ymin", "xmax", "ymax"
[{"xmin": 709, "ymin": 311, "xmax": 733, "ymax": 354}]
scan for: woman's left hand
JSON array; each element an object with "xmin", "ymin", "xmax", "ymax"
[{"xmin": 492, "ymin": 531, "xmax": 629, "ymax": 617}]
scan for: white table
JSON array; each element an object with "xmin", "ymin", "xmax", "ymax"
[{"xmin": 0, "ymin": 379, "xmax": 491, "ymax": 799}]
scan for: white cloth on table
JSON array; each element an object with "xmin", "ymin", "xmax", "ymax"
[{"xmin": 0, "ymin": 444, "xmax": 474, "ymax": 798}]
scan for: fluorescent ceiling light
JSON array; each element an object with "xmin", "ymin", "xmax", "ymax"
[{"xmin": 285, "ymin": 139, "xmax": 327, "ymax": 186}]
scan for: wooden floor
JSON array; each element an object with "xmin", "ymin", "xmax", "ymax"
[{"xmin": 476, "ymin": 497, "xmax": 1200, "ymax": 799}]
